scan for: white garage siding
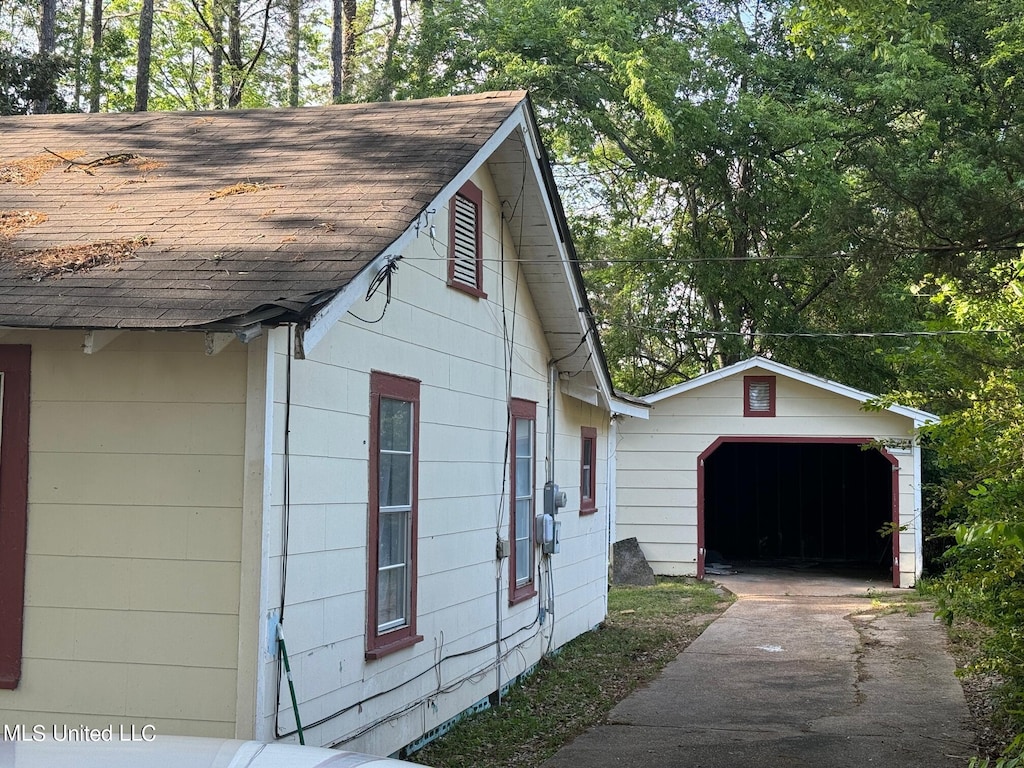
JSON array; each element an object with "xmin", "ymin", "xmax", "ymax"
[{"xmin": 616, "ymin": 358, "xmax": 933, "ymax": 588}]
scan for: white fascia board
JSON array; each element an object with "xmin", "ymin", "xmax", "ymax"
[
  {"xmin": 298, "ymin": 101, "xmax": 534, "ymax": 357},
  {"xmin": 645, "ymin": 355, "xmax": 937, "ymax": 424},
  {"xmin": 610, "ymin": 397, "xmax": 650, "ymax": 419}
]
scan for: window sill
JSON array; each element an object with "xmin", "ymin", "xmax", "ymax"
[
  {"xmin": 447, "ymin": 279, "xmax": 487, "ymax": 300},
  {"xmin": 365, "ymin": 633, "xmax": 423, "ymax": 660},
  {"xmin": 509, "ymin": 585, "xmax": 537, "ymax": 606},
  {"xmin": 580, "ymin": 504, "xmax": 598, "ymax": 516}
]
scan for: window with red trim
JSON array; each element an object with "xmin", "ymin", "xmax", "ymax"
[
  {"xmin": 366, "ymin": 371, "xmax": 423, "ymax": 659},
  {"xmin": 0, "ymin": 345, "xmax": 30, "ymax": 689},
  {"xmin": 580, "ymin": 426, "xmax": 597, "ymax": 515},
  {"xmin": 447, "ymin": 181, "xmax": 486, "ymax": 298},
  {"xmin": 744, "ymin": 375, "xmax": 776, "ymax": 417},
  {"xmin": 509, "ymin": 398, "xmax": 537, "ymax": 604}
]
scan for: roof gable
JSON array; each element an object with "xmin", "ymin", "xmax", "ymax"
[
  {"xmin": 0, "ymin": 92, "xmax": 642, "ymax": 417},
  {"xmin": 645, "ymin": 356, "xmax": 936, "ymax": 426},
  {"xmin": 0, "ymin": 93, "xmax": 526, "ymax": 330}
]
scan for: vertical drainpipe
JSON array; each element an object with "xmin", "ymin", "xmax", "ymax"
[
  {"xmin": 544, "ymin": 362, "xmax": 557, "ymax": 648},
  {"xmin": 546, "ymin": 363, "xmax": 557, "ymax": 486},
  {"xmin": 913, "ymin": 429, "xmax": 925, "ymax": 584},
  {"xmin": 606, "ymin": 416, "xmax": 618, "ymax": 607}
]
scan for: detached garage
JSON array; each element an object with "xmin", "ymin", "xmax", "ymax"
[{"xmin": 615, "ymin": 357, "xmax": 935, "ymax": 587}]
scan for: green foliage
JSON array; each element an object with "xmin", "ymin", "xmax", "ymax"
[
  {"xmin": 885, "ymin": 261, "xmax": 1024, "ymax": 757},
  {"xmin": 0, "ymin": 48, "xmax": 73, "ymax": 114}
]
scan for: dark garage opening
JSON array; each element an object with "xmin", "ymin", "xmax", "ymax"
[{"xmin": 703, "ymin": 441, "xmax": 894, "ymax": 571}]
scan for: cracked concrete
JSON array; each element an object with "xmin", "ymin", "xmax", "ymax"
[{"xmin": 541, "ymin": 568, "xmax": 976, "ymax": 768}]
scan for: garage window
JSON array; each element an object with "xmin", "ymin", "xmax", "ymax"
[{"xmin": 744, "ymin": 375, "xmax": 775, "ymax": 417}]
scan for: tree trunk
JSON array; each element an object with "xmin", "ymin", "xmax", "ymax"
[
  {"xmin": 89, "ymin": 0, "xmax": 102, "ymax": 112},
  {"xmin": 34, "ymin": 0, "xmax": 56, "ymax": 112},
  {"xmin": 373, "ymin": 0, "xmax": 401, "ymax": 100},
  {"xmin": 74, "ymin": 0, "xmax": 87, "ymax": 108},
  {"xmin": 227, "ymin": 0, "xmax": 242, "ymax": 107},
  {"xmin": 287, "ymin": 0, "xmax": 299, "ymax": 107},
  {"xmin": 211, "ymin": 2, "xmax": 224, "ymax": 109},
  {"xmin": 330, "ymin": 0, "xmax": 342, "ymax": 102},
  {"xmin": 134, "ymin": 0, "xmax": 154, "ymax": 111},
  {"xmin": 341, "ymin": 0, "xmax": 356, "ymax": 99}
]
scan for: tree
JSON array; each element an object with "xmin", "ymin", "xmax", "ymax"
[
  {"xmin": 89, "ymin": 0, "xmax": 101, "ymax": 110},
  {"xmin": 286, "ymin": 0, "xmax": 298, "ymax": 106},
  {"xmin": 0, "ymin": 47, "xmax": 71, "ymax": 115},
  {"xmin": 134, "ymin": 0, "xmax": 154, "ymax": 110},
  {"xmin": 33, "ymin": 0, "xmax": 56, "ymax": 111}
]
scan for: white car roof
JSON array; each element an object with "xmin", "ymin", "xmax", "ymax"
[{"xmin": 0, "ymin": 736, "xmax": 419, "ymax": 768}]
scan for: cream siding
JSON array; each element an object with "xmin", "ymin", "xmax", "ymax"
[
  {"xmin": 618, "ymin": 366, "xmax": 925, "ymax": 587},
  {"xmin": 0, "ymin": 331, "xmax": 247, "ymax": 737},
  {"xmin": 254, "ymin": 164, "xmax": 611, "ymax": 756}
]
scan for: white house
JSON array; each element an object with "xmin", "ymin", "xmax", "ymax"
[
  {"xmin": 615, "ymin": 357, "xmax": 935, "ymax": 588},
  {"xmin": 0, "ymin": 92, "xmax": 645, "ymax": 756}
]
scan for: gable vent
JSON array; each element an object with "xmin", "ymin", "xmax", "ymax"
[
  {"xmin": 451, "ymin": 194, "xmax": 479, "ymax": 287},
  {"xmin": 744, "ymin": 375, "xmax": 776, "ymax": 417},
  {"xmin": 748, "ymin": 381, "xmax": 771, "ymax": 411}
]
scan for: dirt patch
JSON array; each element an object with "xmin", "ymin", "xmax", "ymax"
[
  {"xmin": 0, "ymin": 151, "xmax": 87, "ymax": 184},
  {"xmin": 210, "ymin": 181, "xmax": 282, "ymax": 199},
  {"xmin": 1, "ymin": 237, "xmax": 153, "ymax": 278}
]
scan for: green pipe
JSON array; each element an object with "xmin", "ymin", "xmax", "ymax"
[{"xmin": 278, "ymin": 625, "xmax": 305, "ymax": 745}]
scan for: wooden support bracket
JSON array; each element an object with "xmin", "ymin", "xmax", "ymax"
[
  {"xmin": 82, "ymin": 330, "xmax": 123, "ymax": 354},
  {"xmin": 205, "ymin": 332, "xmax": 235, "ymax": 356}
]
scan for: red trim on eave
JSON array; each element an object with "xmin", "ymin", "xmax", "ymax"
[
  {"xmin": 695, "ymin": 436, "xmax": 900, "ymax": 585},
  {"xmin": 0, "ymin": 345, "xmax": 31, "ymax": 690},
  {"xmin": 447, "ymin": 180, "xmax": 487, "ymax": 299}
]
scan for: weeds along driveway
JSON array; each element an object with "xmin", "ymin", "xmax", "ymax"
[{"xmin": 542, "ymin": 568, "xmax": 977, "ymax": 768}]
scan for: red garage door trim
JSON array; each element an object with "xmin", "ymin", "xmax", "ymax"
[{"xmin": 696, "ymin": 436, "xmax": 899, "ymax": 587}]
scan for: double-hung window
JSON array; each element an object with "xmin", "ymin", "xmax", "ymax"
[
  {"xmin": 447, "ymin": 181, "xmax": 486, "ymax": 298},
  {"xmin": 366, "ymin": 371, "xmax": 422, "ymax": 658},
  {"xmin": 580, "ymin": 426, "xmax": 597, "ymax": 515},
  {"xmin": 744, "ymin": 375, "xmax": 776, "ymax": 417},
  {"xmin": 0, "ymin": 345, "xmax": 30, "ymax": 689},
  {"xmin": 509, "ymin": 398, "xmax": 537, "ymax": 604}
]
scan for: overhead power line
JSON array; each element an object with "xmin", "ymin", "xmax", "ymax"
[{"xmin": 607, "ymin": 326, "xmax": 1011, "ymax": 339}]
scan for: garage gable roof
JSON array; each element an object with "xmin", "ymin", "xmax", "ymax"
[{"xmin": 645, "ymin": 356, "xmax": 936, "ymax": 426}]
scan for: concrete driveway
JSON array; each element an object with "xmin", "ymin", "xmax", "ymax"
[{"xmin": 542, "ymin": 567, "xmax": 977, "ymax": 768}]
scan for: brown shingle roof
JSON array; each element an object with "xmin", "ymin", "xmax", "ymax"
[{"xmin": 0, "ymin": 91, "xmax": 527, "ymax": 329}]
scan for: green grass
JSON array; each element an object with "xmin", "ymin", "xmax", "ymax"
[{"xmin": 408, "ymin": 579, "xmax": 732, "ymax": 768}]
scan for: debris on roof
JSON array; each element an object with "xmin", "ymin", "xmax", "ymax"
[
  {"xmin": 2, "ymin": 237, "xmax": 153, "ymax": 280},
  {"xmin": 0, "ymin": 151, "xmax": 86, "ymax": 184},
  {"xmin": 0, "ymin": 210, "xmax": 48, "ymax": 239},
  {"xmin": 0, "ymin": 91, "xmax": 530, "ymax": 329},
  {"xmin": 210, "ymin": 182, "xmax": 283, "ymax": 200}
]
